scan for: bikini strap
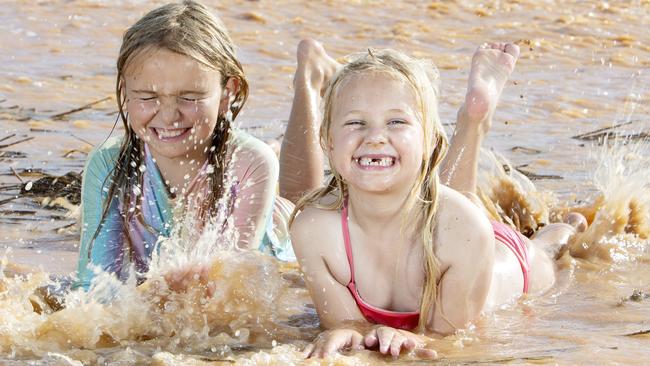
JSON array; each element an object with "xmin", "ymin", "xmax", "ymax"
[{"xmin": 341, "ymin": 197, "xmax": 356, "ymax": 285}]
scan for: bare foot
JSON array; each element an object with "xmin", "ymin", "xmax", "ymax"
[
  {"xmin": 439, "ymin": 42, "xmax": 519, "ymax": 193},
  {"xmin": 460, "ymin": 42, "xmax": 520, "ymax": 134},
  {"xmin": 531, "ymin": 212, "xmax": 588, "ymax": 258},
  {"xmin": 294, "ymin": 39, "xmax": 340, "ymax": 95},
  {"xmin": 280, "ymin": 39, "xmax": 340, "ymax": 203},
  {"xmin": 564, "ymin": 212, "xmax": 588, "ymax": 233}
]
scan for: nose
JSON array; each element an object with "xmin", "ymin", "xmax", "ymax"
[
  {"xmin": 364, "ymin": 125, "xmax": 387, "ymax": 146},
  {"xmin": 158, "ymin": 97, "xmax": 181, "ymax": 125}
]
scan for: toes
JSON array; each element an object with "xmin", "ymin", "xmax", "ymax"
[
  {"xmin": 493, "ymin": 42, "xmax": 506, "ymax": 51},
  {"xmin": 564, "ymin": 212, "xmax": 588, "ymax": 233},
  {"xmin": 504, "ymin": 43, "xmax": 520, "ymax": 59},
  {"xmin": 477, "ymin": 42, "xmax": 520, "ymax": 59},
  {"xmin": 482, "ymin": 42, "xmax": 505, "ymax": 51}
]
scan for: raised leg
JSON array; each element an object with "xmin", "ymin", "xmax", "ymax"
[
  {"xmin": 279, "ymin": 39, "xmax": 339, "ymax": 204},
  {"xmin": 440, "ymin": 43, "xmax": 520, "ymax": 197}
]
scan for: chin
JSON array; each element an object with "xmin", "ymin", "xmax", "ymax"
[
  {"xmin": 348, "ymin": 181, "xmax": 398, "ymax": 194},
  {"xmin": 148, "ymin": 145, "xmax": 192, "ymax": 160}
]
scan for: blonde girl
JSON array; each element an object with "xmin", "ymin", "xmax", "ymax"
[
  {"xmin": 74, "ymin": 1, "xmax": 293, "ymax": 292},
  {"xmin": 288, "ymin": 41, "xmax": 586, "ymax": 357}
]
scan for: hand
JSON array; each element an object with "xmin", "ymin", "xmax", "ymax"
[
  {"xmin": 303, "ymin": 329, "xmax": 364, "ymax": 358},
  {"xmin": 364, "ymin": 326, "xmax": 437, "ymax": 358},
  {"xmin": 163, "ymin": 264, "xmax": 215, "ymax": 297},
  {"xmin": 294, "ymin": 39, "xmax": 340, "ymax": 95}
]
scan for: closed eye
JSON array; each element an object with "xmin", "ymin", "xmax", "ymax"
[
  {"xmin": 179, "ymin": 96, "xmax": 202, "ymax": 102},
  {"xmin": 388, "ymin": 118, "xmax": 408, "ymax": 125},
  {"xmin": 344, "ymin": 120, "xmax": 364, "ymax": 126},
  {"xmin": 139, "ymin": 96, "xmax": 157, "ymax": 101}
]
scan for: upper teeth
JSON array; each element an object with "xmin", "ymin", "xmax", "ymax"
[
  {"xmin": 357, "ymin": 157, "xmax": 394, "ymax": 167},
  {"xmin": 156, "ymin": 128, "xmax": 186, "ymax": 138}
]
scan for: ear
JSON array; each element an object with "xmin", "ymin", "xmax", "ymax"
[
  {"xmin": 224, "ymin": 77, "xmax": 240, "ymax": 96},
  {"xmin": 219, "ymin": 77, "xmax": 240, "ymax": 114},
  {"xmin": 119, "ymin": 76, "xmax": 128, "ymax": 102}
]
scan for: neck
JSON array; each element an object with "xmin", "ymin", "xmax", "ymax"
[
  {"xmin": 147, "ymin": 147, "xmax": 208, "ymax": 196},
  {"xmin": 346, "ymin": 185, "xmax": 414, "ymax": 234}
]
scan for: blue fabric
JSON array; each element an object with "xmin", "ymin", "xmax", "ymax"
[
  {"xmin": 258, "ymin": 197, "xmax": 295, "ymax": 262},
  {"xmin": 73, "ymin": 132, "xmax": 292, "ymax": 291}
]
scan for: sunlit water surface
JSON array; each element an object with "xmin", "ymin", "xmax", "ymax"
[{"xmin": 0, "ymin": 0, "xmax": 649, "ymax": 364}]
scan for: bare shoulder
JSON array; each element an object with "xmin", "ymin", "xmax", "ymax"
[
  {"xmin": 434, "ymin": 186, "xmax": 494, "ymax": 265},
  {"xmin": 290, "ymin": 203, "xmax": 340, "ymax": 258},
  {"xmin": 230, "ymin": 130, "xmax": 277, "ymax": 164},
  {"xmin": 229, "ymin": 129, "xmax": 278, "ymax": 178}
]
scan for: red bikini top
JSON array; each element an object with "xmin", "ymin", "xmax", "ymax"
[{"xmin": 341, "ymin": 199, "xmax": 420, "ymax": 330}]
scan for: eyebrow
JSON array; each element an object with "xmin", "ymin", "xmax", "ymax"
[
  {"xmin": 130, "ymin": 89, "xmax": 156, "ymax": 94},
  {"xmin": 129, "ymin": 89, "xmax": 209, "ymax": 95},
  {"xmin": 342, "ymin": 108, "xmax": 412, "ymax": 116}
]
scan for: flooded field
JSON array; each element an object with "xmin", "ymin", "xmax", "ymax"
[{"xmin": 0, "ymin": 0, "xmax": 649, "ymax": 364}]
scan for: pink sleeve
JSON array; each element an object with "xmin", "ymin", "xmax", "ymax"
[{"xmin": 229, "ymin": 133, "xmax": 279, "ymax": 250}]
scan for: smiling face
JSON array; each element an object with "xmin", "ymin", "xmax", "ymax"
[
  {"xmin": 124, "ymin": 47, "xmax": 233, "ymax": 163},
  {"xmin": 328, "ymin": 72, "xmax": 425, "ymax": 194}
]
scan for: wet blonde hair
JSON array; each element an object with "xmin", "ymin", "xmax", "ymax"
[
  {"xmin": 88, "ymin": 0, "xmax": 248, "ymax": 260},
  {"xmin": 292, "ymin": 49, "xmax": 449, "ymax": 331}
]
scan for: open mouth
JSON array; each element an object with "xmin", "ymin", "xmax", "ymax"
[
  {"xmin": 152, "ymin": 127, "xmax": 192, "ymax": 141},
  {"xmin": 354, "ymin": 156, "xmax": 396, "ymax": 168}
]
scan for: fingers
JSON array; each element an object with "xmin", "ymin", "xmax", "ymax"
[
  {"xmin": 206, "ymin": 280, "xmax": 216, "ymax": 298},
  {"xmin": 306, "ymin": 327, "xmax": 437, "ymax": 359},
  {"xmin": 349, "ymin": 331, "xmax": 364, "ymax": 351},
  {"xmin": 305, "ymin": 329, "xmax": 364, "ymax": 358},
  {"xmin": 322, "ymin": 334, "xmax": 343, "ymax": 357},
  {"xmin": 302, "ymin": 343, "xmax": 314, "ymax": 358},
  {"xmin": 376, "ymin": 327, "xmax": 393, "ymax": 354},
  {"xmin": 164, "ymin": 264, "xmax": 213, "ymax": 296},
  {"xmin": 414, "ymin": 346, "xmax": 438, "ymax": 359},
  {"xmin": 402, "ymin": 338, "xmax": 417, "ymax": 352},
  {"xmin": 389, "ymin": 332, "xmax": 406, "ymax": 356},
  {"xmin": 165, "ymin": 267, "xmax": 190, "ymax": 292},
  {"xmin": 364, "ymin": 329, "xmax": 378, "ymax": 348},
  {"xmin": 366, "ymin": 327, "xmax": 434, "ymax": 358}
]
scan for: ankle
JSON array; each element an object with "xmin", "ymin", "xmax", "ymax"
[
  {"xmin": 456, "ymin": 105, "xmax": 491, "ymax": 135},
  {"xmin": 293, "ymin": 67, "xmax": 326, "ymax": 92}
]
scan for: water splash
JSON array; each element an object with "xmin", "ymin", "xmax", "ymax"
[
  {"xmin": 567, "ymin": 136, "xmax": 650, "ymax": 260},
  {"xmin": 476, "ymin": 149, "xmax": 554, "ymax": 236},
  {"xmin": 475, "ymin": 137, "xmax": 649, "ymax": 264},
  {"xmin": 0, "ymin": 137, "xmax": 315, "ymax": 361}
]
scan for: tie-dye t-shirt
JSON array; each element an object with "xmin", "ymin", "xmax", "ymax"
[{"xmin": 74, "ymin": 130, "xmax": 293, "ymax": 291}]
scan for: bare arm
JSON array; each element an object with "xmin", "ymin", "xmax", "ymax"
[
  {"xmin": 292, "ymin": 206, "xmax": 444, "ymax": 358},
  {"xmin": 230, "ymin": 132, "xmax": 279, "ymax": 250},
  {"xmin": 429, "ymin": 190, "xmax": 495, "ymax": 334},
  {"xmin": 291, "ymin": 207, "xmax": 365, "ymax": 327}
]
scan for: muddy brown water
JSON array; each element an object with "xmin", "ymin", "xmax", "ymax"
[{"xmin": 0, "ymin": 1, "xmax": 649, "ymax": 364}]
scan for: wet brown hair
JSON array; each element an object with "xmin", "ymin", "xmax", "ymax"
[
  {"xmin": 291, "ymin": 49, "xmax": 448, "ymax": 331},
  {"xmin": 87, "ymin": 0, "xmax": 248, "ymax": 260}
]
